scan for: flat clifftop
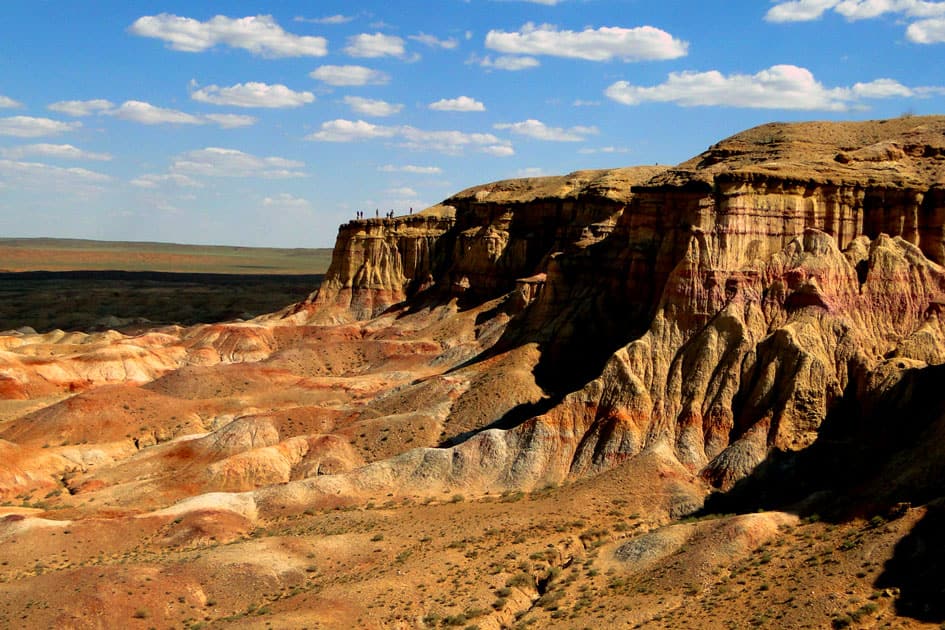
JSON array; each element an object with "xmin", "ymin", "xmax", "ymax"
[
  {"xmin": 446, "ymin": 165, "xmax": 669, "ymax": 205},
  {"xmin": 662, "ymin": 114, "xmax": 945, "ymax": 187}
]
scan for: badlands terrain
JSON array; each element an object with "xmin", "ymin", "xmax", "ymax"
[{"xmin": 2, "ymin": 116, "xmax": 945, "ymax": 628}]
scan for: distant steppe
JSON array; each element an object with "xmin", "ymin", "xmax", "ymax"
[
  {"xmin": 0, "ymin": 238, "xmax": 332, "ymax": 333},
  {"xmin": 0, "ymin": 237, "xmax": 332, "ymax": 275}
]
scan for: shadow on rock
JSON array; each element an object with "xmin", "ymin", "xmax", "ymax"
[{"xmin": 875, "ymin": 501, "xmax": 945, "ymax": 622}]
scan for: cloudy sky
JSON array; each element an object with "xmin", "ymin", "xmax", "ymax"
[{"xmin": 1, "ymin": 1, "xmax": 944, "ymax": 247}]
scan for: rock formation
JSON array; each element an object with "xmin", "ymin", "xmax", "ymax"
[{"xmin": 290, "ymin": 115, "xmax": 945, "ymax": 500}]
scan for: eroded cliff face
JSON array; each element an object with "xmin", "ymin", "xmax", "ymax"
[
  {"xmin": 302, "ymin": 212, "xmax": 455, "ymax": 322},
  {"xmin": 299, "ymin": 115, "xmax": 945, "ymax": 496}
]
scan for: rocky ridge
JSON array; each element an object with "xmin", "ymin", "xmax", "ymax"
[{"xmin": 290, "ymin": 115, "xmax": 945, "ymax": 501}]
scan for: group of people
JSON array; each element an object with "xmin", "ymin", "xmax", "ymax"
[{"xmin": 355, "ymin": 208, "xmax": 413, "ymax": 220}]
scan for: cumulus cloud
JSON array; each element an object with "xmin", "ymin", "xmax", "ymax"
[
  {"xmin": 100, "ymin": 101, "xmax": 253, "ymax": 127},
  {"xmin": 108, "ymin": 100, "xmax": 202, "ymax": 124},
  {"xmin": 309, "ymin": 65, "xmax": 390, "ymax": 86},
  {"xmin": 306, "ymin": 119, "xmax": 398, "ymax": 142},
  {"xmin": 0, "ymin": 159, "xmax": 111, "ymax": 188},
  {"xmin": 47, "ymin": 99, "xmax": 115, "ymax": 117},
  {"xmin": 766, "ymin": 0, "xmax": 945, "ymax": 42},
  {"xmin": 386, "ymin": 186, "xmax": 419, "ymax": 198},
  {"xmin": 767, "ymin": 0, "xmax": 945, "ymax": 22},
  {"xmin": 202, "ymin": 113, "xmax": 257, "ymax": 128},
  {"xmin": 409, "ymin": 33, "xmax": 459, "ymax": 49},
  {"xmin": 343, "ymin": 32, "xmax": 406, "ymax": 58},
  {"xmin": 129, "ymin": 13, "xmax": 328, "ymax": 57},
  {"xmin": 378, "ymin": 164, "xmax": 442, "ymax": 174},
  {"xmin": 475, "ymin": 54, "xmax": 541, "ymax": 70},
  {"xmin": 343, "ymin": 96, "xmax": 403, "ymax": 117},
  {"xmin": 306, "ymin": 119, "xmax": 514, "ymax": 155},
  {"xmin": 578, "ymin": 146, "xmax": 629, "ymax": 154},
  {"xmin": 908, "ymin": 16, "xmax": 945, "ymax": 41},
  {"xmin": 0, "ymin": 95, "xmax": 23, "ymax": 109},
  {"xmin": 190, "ymin": 82, "xmax": 314, "ymax": 108},
  {"xmin": 485, "ymin": 23, "xmax": 688, "ymax": 61},
  {"xmin": 429, "ymin": 96, "xmax": 486, "ymax": 112},
  {"xmin": 294, "ymin": 14, "xmax": 354, "ymax": 25},
  {"xmin": 494, "ymin": 119, "xmax": 598, "ymax": 141},
  {"xmin": 130, "ymin": 173, "xmax": 202, "ymax": 188},
  {"xmin": 0, "ymin": 143, "xmax": 112, "ymax": 161},
  {"xmin": 605, "ymin": 65, "xmax": 942, "ymax": 110},
  {"xmin": 0, "ymin": 116, "xmax": 81, "ymax": 137},
  {"xmin": 482, "ymin": 145, "xmax": 516, "ymax": 157},
  {"xmin": 170, "ymin": 147, "xmax": 307, "ymax": 178},
  {"xmin": 765, "ymin": 0, "xmax": 843, "ymax": 21},
  {"xmin": 263, "ymin": 193, "xmax": 312, "ymax": 210}
]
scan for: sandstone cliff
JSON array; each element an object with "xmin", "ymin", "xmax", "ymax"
[{"xmin": 297, "ymin": 115, "xmax": 945, "ymax": 498}]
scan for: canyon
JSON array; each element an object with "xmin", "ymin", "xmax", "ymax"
[{"xmin": 2, "ymin": 116, "xmax": 945, "ymax": 628}]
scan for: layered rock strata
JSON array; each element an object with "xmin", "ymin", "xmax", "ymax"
[{"xmin": 294, "ymin": 115, "xmax": 945, "ymax": 497}]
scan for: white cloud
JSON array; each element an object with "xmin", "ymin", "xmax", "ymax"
[
  {"xmin": 485, "ymin": 23, "xmax": 688, "ymax": 61},
  {"xmin": 0, "ymin": 116, "xmax": 81, "ymax": 137},
  {"xmin": 170, "ymin": 147, "xmax": 307, "ymax": 178},
  {"xmin": 429, "ymin": 96, "xmax": 486, "ymax": 112},
  {"xmin": 294, "ymin": 14, "xmax": 354, "ymax": 25},
  {"xmin": 766, "ymin": 0, "xmax": 945, "ymax": 42},
  {"xmin": 102, "ymin": 100, "xmax": 251, "ymax": 127},
  {"xmin": 130, "ymin": 173, "xmax": 202, "ymax": 188},
  {"xmin": 494, "ymin": 119, "xmax": 598, "ymax": 141},
  {"xmin": 0, "ymin": 159, "xmax": 111, "ymax": 186},
  {"xmin": 306, "ymin": 119, "xmax": 398, "ymax": 142},
  {"xmin": 605, "ymin": 65, "xmax": 942, "ymax": 110},
  {"xmin": 47, "ymin": 99, "xmax": 114, "ymax": 117},
  {"xmin": 109, "ymin": 100, "xmax": 202, "ymax": 125},
  {"xmin": 765, "ymin": 0, "xmax": 842, "ymax": 22},
  {"xmin": 399, "ymin": 127, "xmax": 513, "ymax": 155},
  {"xmin": 0, "ymin": 95, "xmax": 23, "ymax": 109},
  {"xmin": 578, "ymin": 146, "xmax": 629, "ymax": 154},
  {"xmin": 378, "ymin": 164, "xmax": 442, "ymax": 174},
  {"xmin": 129, "ymin": 13, "xmax": 328, "ymax": 57},
  {"xmin": 409, "ymin": 33, "xmax": 459, "ymax": 49},
  {"xmin": 0, "ymin": 143, "xmax": 111, "ymax": 161},
  {"xmin": 850, "ymin": 78, "xmax": 915, "ymax": 97},
  {"xmin": 306, "ymin": 119, "xmax": 514, "ymax": 155},
  {"xmin": 516, "ymin": 167, "xmax": 548, "ymax": 177},
  {"xmin": 573, "ymin": 99, "xmax": 601, "ymax": 106},
  {"xmin": 191, "ymin": 82, "xmax": 315, "ymax": 108},
  {"xmin": 908, "ymin": 16, "xmax": 945, "ymax": 41},
  {"xmin": 768, "ymin": 0, "xmax": 945, "ymax": 22},
  {"xmin": 476, "ymin": 54, "xmax": 541, "ymax": 70},
  {"xmin": 202, "ymin": 113, "xmax": 257, "ymax": 128},
  {"xmin": 481, "ymin": 144, "xmax": 516, "ymax": 157},
  {"xmin": 263, "ymin": 193, "xmax": 312, "ymax": 210},
  {"xmin": 344, "ymin": 32, "xmax": 406, "ymax": 58},
  {"xmin": 386, "ymin": 186, "xmax": 419, "ymax": 197},
  {"xmin": 343, "ymin": 96, "xmax": 403, "ymax": 117},
  {"xmin": 309, "ymin": 65, "xmax": 390, "ymax": 86}
]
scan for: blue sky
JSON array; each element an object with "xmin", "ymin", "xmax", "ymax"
[{"xmin": 1, "ymin": 1, "xmax": 944, "ymax": 248}]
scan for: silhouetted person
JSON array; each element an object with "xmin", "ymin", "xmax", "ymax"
[{"xmin": 375, "ymin": 209, "xmax": 379, "ymax": 218}]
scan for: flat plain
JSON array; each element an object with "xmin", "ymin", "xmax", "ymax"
[{"xmin": 0, "ymin": 238, "xmax": 331, "ymax": 332}]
